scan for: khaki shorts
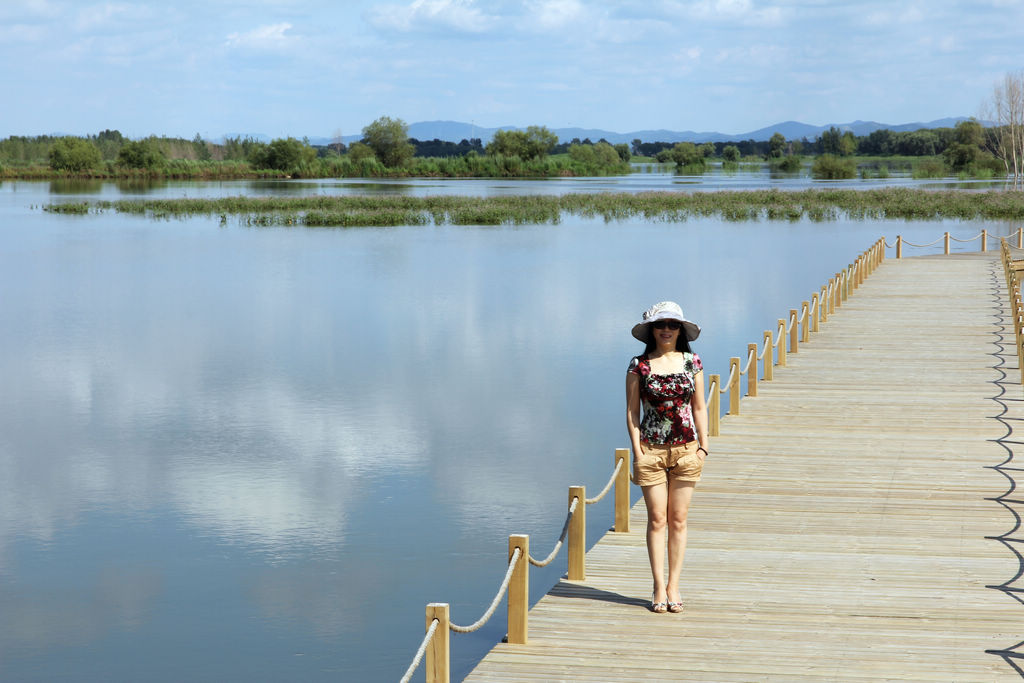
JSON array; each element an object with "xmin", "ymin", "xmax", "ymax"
[{"xmin": 634, "ymin": 441, "xmax": 703, "ymax": 486}]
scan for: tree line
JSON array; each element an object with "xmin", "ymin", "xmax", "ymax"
[{"xmin": 2, "ymin": 66, "xmax": 1022, "ymax": 183}]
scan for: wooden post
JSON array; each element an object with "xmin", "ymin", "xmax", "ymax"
[
  {"xmin": 840, "ymin": 270, "xmax": 848, "ymax": 304},
  {"xmin": 789, "ymin": 309, "xmax": 798, "ymax": 353},
  {"xmin": 613, "ymin": 449, "xmax": 629, "ymax": 533},
  {"xmin": 831, "ymin": 276, "xmax": 839, "ymax": 315},
  {"xmin": 811, "ymin": 294, "xmax": 820, "ymax": 333},
  {"xmin": 426, "ymin": 603, "xmax": 450, "ymax": 683},
  {"xmin": 777, "ymin": 320, "xmax": 787, "ymax": 367},
  {"xmin": 1018, "ymin": 227, "xmax": 1022, "ymax": 249},
  {"xmin": 820, "ymin": 286, "xmax": 828, "ymax": 323},
  {"xmin": 507, "ymin": 535, "xmax": 528, "ymax": 644},
  {"xmin": 896, "ymin": 234, "xmax": 902, "ymax": 259},
  {"xmin": 729, "ymin": 358, "xmax": 740, "ymax": 415},
  {"xmin": 747, "ymin": 344, "xmax": 758, "ymax": 397},
  {"xmin": 801, "ymin": 301, "xmax": 810, "ymax": 343},
  {"xmin": 982, "ymin": 229, "xmax": 988, "ymax": 252},
  {"xmin": 568, "ymin": 486, "xmax": 585, "ymax": 581},
  {"xmin": 763, "ymin": 331, "xmax": 774, "ymax": 380},
  {"xmin": 708, "ymin": 374, "xmax": 720, "ymax": 436},
  {"xmin": 944, "ymin": 231, "xmax": 950, "ymax": 254}
]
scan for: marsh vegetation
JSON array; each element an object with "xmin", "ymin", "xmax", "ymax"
[{"xmin": 45, "ymin": 188, "xmax": 1024, "ymax": 227}]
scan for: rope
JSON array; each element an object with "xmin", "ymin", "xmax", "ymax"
[
  {"xmin": 949, "ymin": 231, "xmax": 985, "ymax": 243},
  {"xmin": 399, "ymin": 618, "xmax": 440, "ymax": 683},
  {"xmin": 777, "ymin": 320, "xmax": 785, "ymax": 340},
  {"xmin": 585, "ymin": 458, "xmax": 622, "ymax": 504},
  {"xmin": 530, "ymin": 497, "xmax": 578, "ymax": 567},
  {"xmin": 720, "ymin": 361, "xmax": 738, "ymax": 393},
  {"xmin": 900, "ymin": 235, "xmax": 945, "ymax": 247},
  {"xmin": 449, "ymin": 547, "xmax": 522, "ymax": 633},
  {"xmin": 739, "ymin": 347, "xmax": 756, "ymax": 375},
  {"xmin": 884, "ymin": 239, "xmax": 896, "ymax": 248},
  {"xmin": 800, "ymin": 302, "xmax": 808, "ymax": 319},
  {"xmin": 757, "ymin": 334, "xmax": 771, "ymax": 360},
  {"xmin": 705, "ymin": 376, "xmax": 718, "ymax": 400},
  {"xmin": 809, "ymin": 296, "xmax": 817, "ymax": 317},
  {"xmin": 788, "ymin": 310, "xmax": 798, "ymax": 326}
]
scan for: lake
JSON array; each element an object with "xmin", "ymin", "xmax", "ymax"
[{"xmin": 0, "ymin": 170, "xmax": 1017, "ymax": 681}]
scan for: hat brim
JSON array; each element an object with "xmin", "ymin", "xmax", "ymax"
[{"xmin": 631, "ymin": 320, "xmax": 701, "ymax": 343}]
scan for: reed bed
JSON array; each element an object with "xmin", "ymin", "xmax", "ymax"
[{"xmin": 42, "ymin": 188, "xmax": 1024, "ymax": 226}]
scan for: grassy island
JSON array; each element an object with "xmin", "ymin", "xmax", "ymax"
[{"xmin": 43, "ymin": 188, "xmax": 1024, "ymax": 227}]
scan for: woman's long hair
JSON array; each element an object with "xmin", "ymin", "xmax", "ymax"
[{"xmin": 643, "ymin": 327, "xmax": 693, "ymax": 355}]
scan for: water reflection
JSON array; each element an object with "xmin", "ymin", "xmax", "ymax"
[{"xmin": 49, "ymin": 178, "xmax": 103, "ymax": 194}]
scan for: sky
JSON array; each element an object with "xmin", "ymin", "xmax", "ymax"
[{"xmin": 2, "ymin": 0, "xmax": 1022, "ymax": 140}]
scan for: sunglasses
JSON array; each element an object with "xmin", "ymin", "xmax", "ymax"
[{"xmin": 651, "ymin": 320, "xmax": 682, "ymax": 330}]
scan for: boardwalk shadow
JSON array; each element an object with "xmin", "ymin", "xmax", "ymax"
[{"xmin": 549, "ymin": 580, "xmax": 648, "ymax": 608}]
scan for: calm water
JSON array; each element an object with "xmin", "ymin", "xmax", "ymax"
[{"xmin": 0, "ymin": 172, "xmax": 1017, "ymax": 681}]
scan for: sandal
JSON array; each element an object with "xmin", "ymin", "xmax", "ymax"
[
  {"xmin": 667, "ymin": 601, "xmax": 684, "ymax": 613},
  {"xmin": 650, "ymin": 593, "xmax": 667, "ymax": 613}
]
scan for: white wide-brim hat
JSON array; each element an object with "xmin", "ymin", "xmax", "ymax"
[{"xmin": 631, "ymin": 301, "xmax": 701, "ymax": 343}]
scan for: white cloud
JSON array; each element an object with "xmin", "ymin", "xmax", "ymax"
[
  {"xmin": 225, "ymin": 22, "xmax": 295, "ymax": 50},
  {"xmin": 527, "ymin": 0, "xmax": 585, "ymax": 30},
  {"xmin": 366, "ymin": 0, "xmax": 495, "ymax": 33}
]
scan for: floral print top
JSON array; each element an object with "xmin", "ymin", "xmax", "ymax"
[{"xmin": 628, "ymin": 353, "xmax": 703, "ymax": 445}]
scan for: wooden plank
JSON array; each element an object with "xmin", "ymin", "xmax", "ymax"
[{"xmin": 465, "ymin": 253, "xmax": 1023, "ymax": 681}]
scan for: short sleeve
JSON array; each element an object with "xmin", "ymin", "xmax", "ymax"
[
  {"xmin": 627, "ymin": 356, "xmax": 641, "ymax": 375},
  {"xmin": 688, "ymin": 353, "xmax": 703, "ymax": 374}
]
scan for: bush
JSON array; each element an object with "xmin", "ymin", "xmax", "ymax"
[
  {"xmin": 250, "ymin": 137, "xmax": 316, "ymax": 173},
  {"xmin": 48, "ymin": 137, "xmax": 102, "ymax": 172},
  {"xmin": 771, "ymin": 155, "xmax": 801, "ymax": 172},
  {"xmin": 811, "ymin": 154, "xmax": 856, "ymax": 179},
  {"xmin": 912, "ymin": 158, "xmax": 947, "ymax": 179},
  {"xmin": 117, "ymin": 139, "xmax": 165, "ymax": 169}
]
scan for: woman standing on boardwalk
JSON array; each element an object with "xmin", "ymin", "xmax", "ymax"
[{"xmin": 626, "ymin": 301, "xmax": 708, "ymax": 614}]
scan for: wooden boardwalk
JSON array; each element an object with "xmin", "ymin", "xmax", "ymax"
[{"xmin": 467, "ymin": 253, "xmax": 1023, "ymax": 681}]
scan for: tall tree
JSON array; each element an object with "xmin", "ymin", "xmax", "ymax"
[
  {"xmin": 361, "ymin": 116, "xmax": 414, "ymax": 168},
  {"xmin": 983, "ymin": 69, "xmax": 1024, "ymax": 187}
]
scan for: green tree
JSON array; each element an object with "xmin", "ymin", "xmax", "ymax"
[
  {"xmin": 192, "ymin": 133, "xmax": 211, "ymax": 161},
  {"xmin": 117, "ymin": 139, "xmax": 165, "ymax": 169},
  {"xmin": 486, "ymin": 126, "xmax": 558, "ymax": 160},
  {"xmin": 48, "ymin": 137, "xmax": 102, "ymax": 172},
  {"xmin": 722, "ymin": 145, "xmax": 741, "ymax": 162},
  {"xmin": 613, "ymin": 143, "xmax": 631, "ymax": 162},
  {"xmin": 361, "ymin": 116, "xmax": 414, "ymax": 168},
  {"xmin": 668, "ymin": 142, "xmax": 705, "ymax": 169},
  {"xmin": 767, "ymin": 132, "xmax": 786, "ymax": 159},
  {"xmin": 347, "ymin": 142, "xmax": 376, "ymax": 163},
  {"xmin": 250, "ymin": 137, "xmax": 316, "ymax": 172},
  {"xmin": 839, "ymin": 131, "xmax": 857, "ymax": 156},
  {"xmin": 818, "ymin": 126, "xmax": 842, "ymax": 155}
]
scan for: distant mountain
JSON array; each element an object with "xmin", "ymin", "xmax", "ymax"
[{"xmin": 233, "ymin": 117, "xmax": 981, "ymax": 147}]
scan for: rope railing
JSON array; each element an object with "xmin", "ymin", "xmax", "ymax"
[
  {"xmin": 949, "ymin": 231, "xmax": 986, "ymax": 242},
  {"xmin": 404, "ymin": 445, "xmax": 632, "ymax": 681},
  {"xmin": 399, "ymin": 618, "xmax": 441, "ymax": 683},
  {"xmin": 739, "ymin": 346, "xmax": 756, "ymax": 375},
  {"xmin": 450, "ymin": 547, "xmax": 522, "ymax": 633},
  {"xmin": 892, "ymin": 227, "xmax": 1023, "ymax": 257},
  {"xmin": 529, "ymin": 497, "xmax": 578, "ymax": 566},
  {"xmin": 585, "ymin": 457, "xmax": 623, "ymax": 504},
  {"xmin": 900, "ymin": 235, "xmax": 946, "ymax": 248}
]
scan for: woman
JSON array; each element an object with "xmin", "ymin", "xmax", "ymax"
[{"xmin": 626, "ymin": 301, "xmax": 708, "ymax": 614}]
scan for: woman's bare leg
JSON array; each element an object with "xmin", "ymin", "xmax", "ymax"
[
  {"xmin": 642, "ymin": 482, "xmax": 669, "ymax": 606},
  {"xmin": 666, "ymin": 479, "xmax": 696, "ymax": 606}
]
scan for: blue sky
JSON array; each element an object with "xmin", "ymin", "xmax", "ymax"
[{"xmin": 3, "ymin": 0, "xmax": 1022, "ymax": 140}]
